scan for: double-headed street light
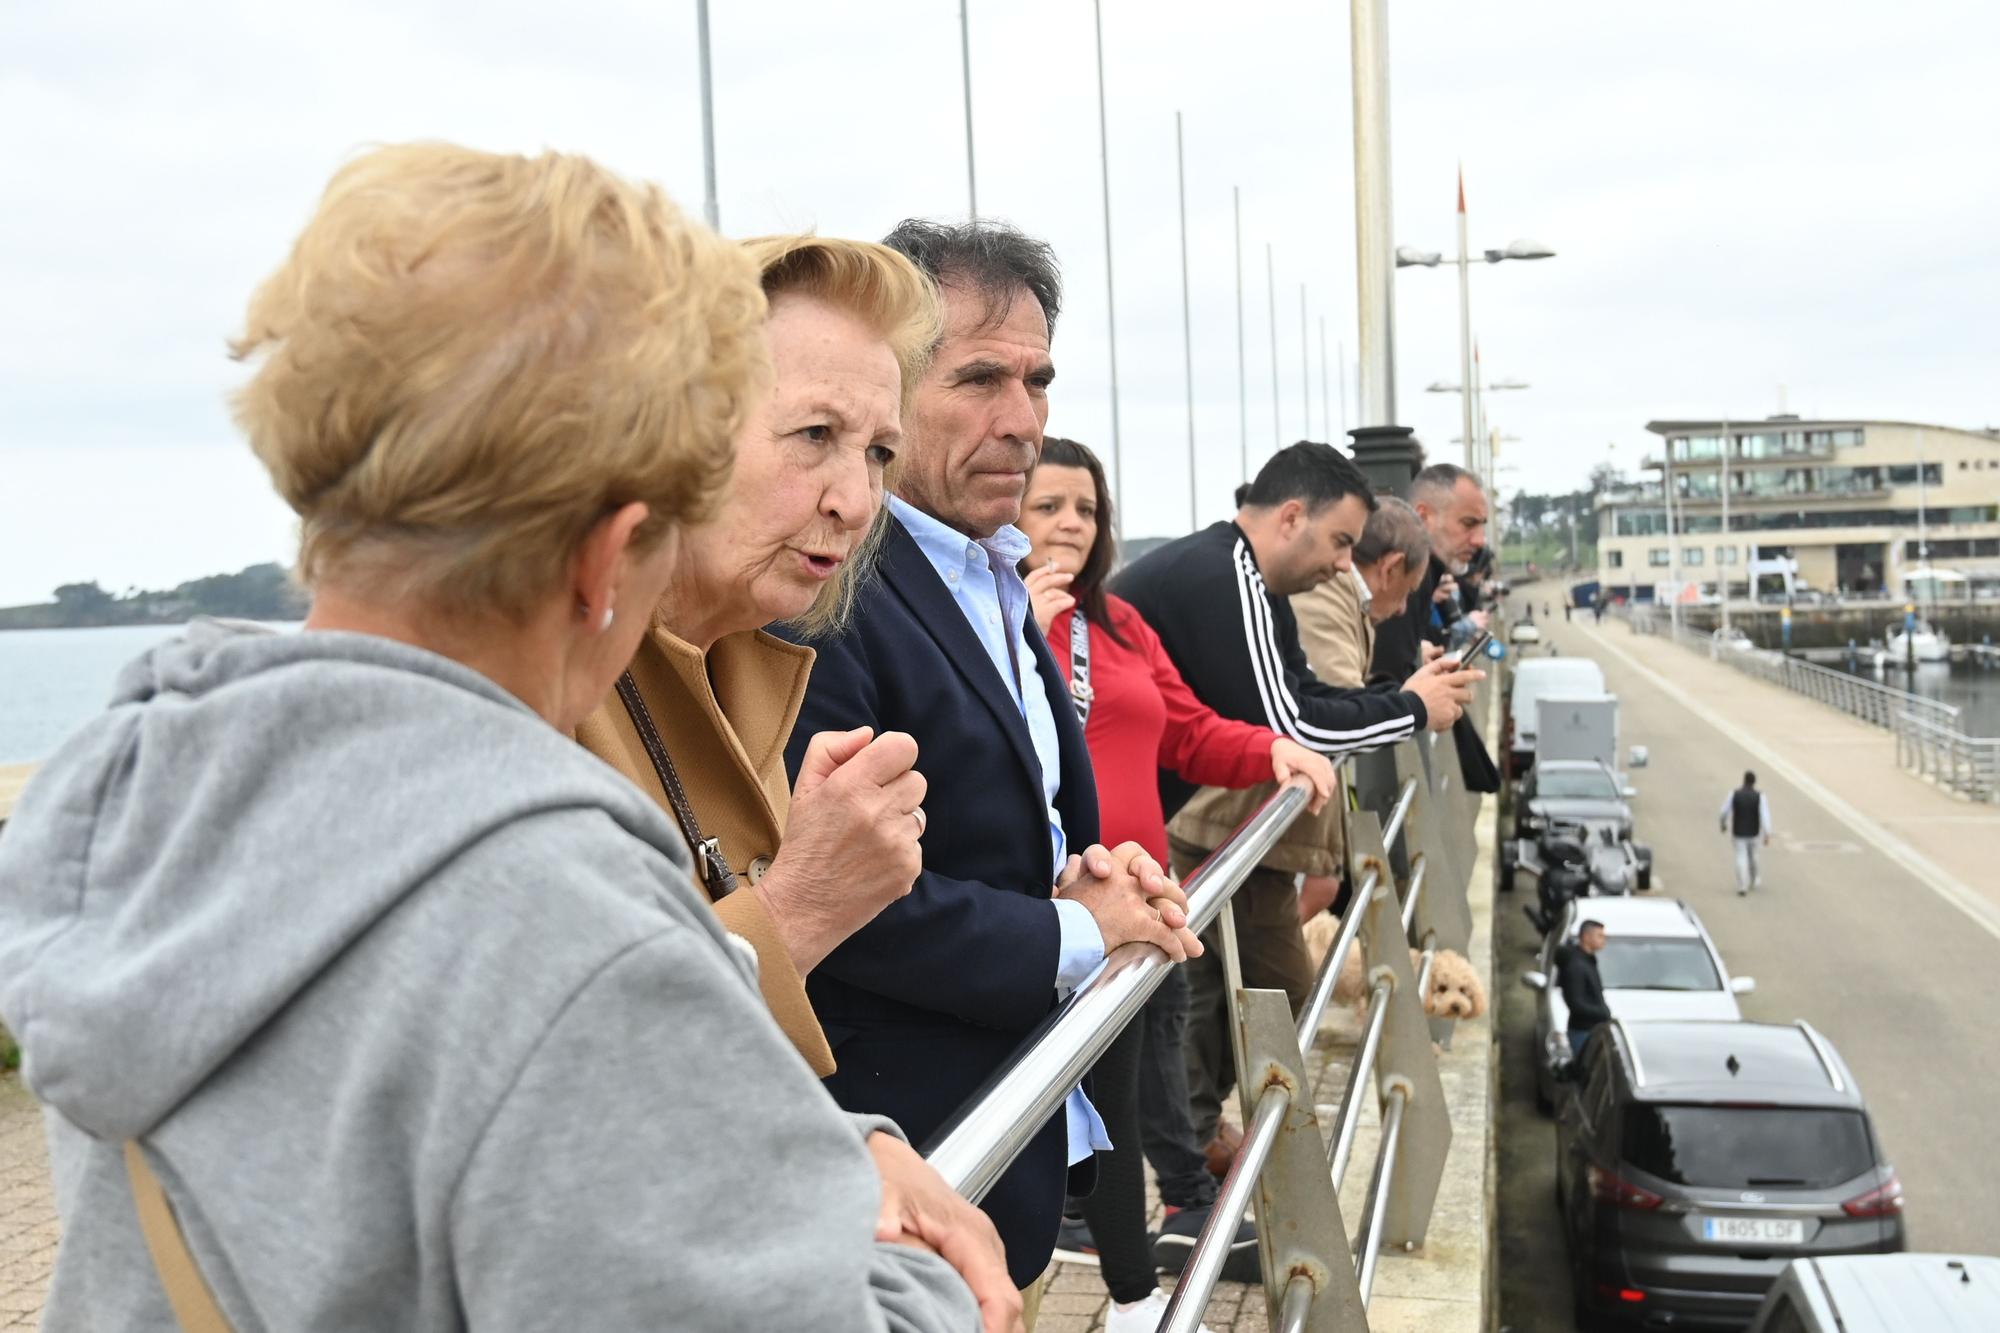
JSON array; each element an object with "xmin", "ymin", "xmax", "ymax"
[{"xmin": 1397, "ymin": 169, "xmax": 1554, "ymax": 472}]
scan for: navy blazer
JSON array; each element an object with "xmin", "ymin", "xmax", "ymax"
[{"xmin": 773, "ymin": 515, "xmax": 1101, "ymax": 1288}]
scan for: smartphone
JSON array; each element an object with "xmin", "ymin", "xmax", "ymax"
[{"xmin": 1450, "ymin": 628, "xmax": 1493, "ymax": 666}]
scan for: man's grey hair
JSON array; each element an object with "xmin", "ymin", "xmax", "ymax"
[
  {"xmin": 1352, "ymin": 495, "xmax": 1430, "ymax": 571},
  {"xmin": 881, "ymin": 218, "xmax": 1062, "ymax": 337},
  {"xmin": 1410, "ymin": 461, "xmax": 1484, "ymax": 509}
]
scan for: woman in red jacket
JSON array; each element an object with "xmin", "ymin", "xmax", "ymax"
[{"xmin": 1019, "ymin": 437, "xmax": 1335, "ymax": 1331}]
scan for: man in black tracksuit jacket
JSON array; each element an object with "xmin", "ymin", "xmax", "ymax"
[{"xmin": 1115, "ymin": 442, "xmax": 1480, "ymax": 1154}]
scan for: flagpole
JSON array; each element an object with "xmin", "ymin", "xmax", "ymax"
[
  {"xmin": 1091, "ymin": 0, "xmax": 1124, "ymax": 522},
  {"xmin": 696, "ymin": 0, "xmax": 719, "ymax": 229},
  {"xmin": 1177, "ymin": 112, "xmax": 1197, "ymax": 529},
  {"xmin": 1320, "ymin": 316, "xmax": 1331, "ymax": 444},
  {"xmin": 1266, "ymin": 243, "xmax": 1279, "ymax": 447},
  {"xmin": 958, "ymin": 0, "xmax": 977, "ymax": 218},
  {"xmin": 1235, "ymin": 187, "xmax": 1248, "ymax": 480},
  {"xmin": 1299, "ymin": 284, "xmax": 1311, "ymax": 438}
]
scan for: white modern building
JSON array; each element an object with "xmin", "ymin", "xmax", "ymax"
[{"xmin": 1596, "ymin": 416, "xmax": 2000, "ymax": 601}]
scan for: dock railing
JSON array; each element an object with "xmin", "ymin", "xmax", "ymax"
[
  {"xmin": 925, "ymin": 678, "xmax": 1491, "ymax": 1331},
  {"xmin": 1626, "ymin": 607, "xmax": 1995, "ymax": 802}
]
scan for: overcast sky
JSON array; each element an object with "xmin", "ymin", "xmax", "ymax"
[{"xmin": 4, "ymin": 0, "xmax": 1997, "ymax": 606}]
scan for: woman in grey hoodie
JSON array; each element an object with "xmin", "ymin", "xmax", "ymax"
[{"xmin": 0, "ymin": 143, "xmax": 1000, "ymax": 1333}]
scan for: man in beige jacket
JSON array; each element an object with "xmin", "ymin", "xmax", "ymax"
[{"xmin": 1166, "ymin": 497, "xmax": 1432, "ymax": 1164}]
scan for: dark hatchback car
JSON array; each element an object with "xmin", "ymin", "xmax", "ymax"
[{"xmin": 1557, "ymin": 1020, "xmax": 1906, "ymax": 1330}]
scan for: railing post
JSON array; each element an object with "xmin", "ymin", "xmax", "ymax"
[
  {"xmin": 1354, "ymin": 819, "xmax": 1453, "ymax": 1249},
  {"xmin": 1235, "ymin": 988, "xmax": 1370, "ymax": 1331}
]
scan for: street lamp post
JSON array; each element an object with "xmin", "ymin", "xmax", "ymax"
[{"xmin": 1396, "ymin": 168, "xmax": 1553, "ymax": 472}]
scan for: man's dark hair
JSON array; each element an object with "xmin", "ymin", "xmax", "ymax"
[
  {"xmin": 1580, "ymin": 919, "xmax": 1606, "ymax": 935},
  {"xmin": 1410, "ymin": 461, "xmax": 1484, "ymax": 509},
  {"xmin": 1238, "ymin": 441, "xmax": 1378, "ymax": 515},
  {"xmin": 881, "ymin": 218, "xmax": 1062, "ymax": 336},
  {"xmin": 1743, "ymin": 771, "xmax": 1757, "ymax": 788}
]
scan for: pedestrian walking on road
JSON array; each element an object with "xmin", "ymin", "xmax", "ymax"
[
  {"xmin": 1556, "ymin": 920, "xmax": 1612, "ymax": 1060},
  {"xmin": 1720, "ymin": 770, "xmax": 1774, "ymax": 895}
]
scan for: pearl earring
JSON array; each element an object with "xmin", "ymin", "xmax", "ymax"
[{"xmin": 599, "ymin": 607, "xmax": 616, "ymax": 634}]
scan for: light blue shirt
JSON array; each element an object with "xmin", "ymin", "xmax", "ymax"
[{"xmin": 890, "ymin": 497, "xmax": 1112, "ymax": 1164}]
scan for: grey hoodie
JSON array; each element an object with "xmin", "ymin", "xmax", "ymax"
[{"xmin": 0, "ymin": 621, "xmax": 979, "ymax": 1332}]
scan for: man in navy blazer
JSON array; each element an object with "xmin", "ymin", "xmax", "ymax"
[{"xmin": 776, "ymin": 220, "xmax": 1200, "ymax": 1298}]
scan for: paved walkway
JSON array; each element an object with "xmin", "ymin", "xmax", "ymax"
[{"xmin": 0, "ymin": 1075, "xmax": 55, "ymax": 1329}]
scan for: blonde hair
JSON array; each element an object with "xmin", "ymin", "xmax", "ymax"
[
  {"xmin": 738, "ymin": 235, "xmax": 942, "ymax": 638},
  {"xmin": 231, "ymin": 142, "xmax": 768, "ymax": 621}
]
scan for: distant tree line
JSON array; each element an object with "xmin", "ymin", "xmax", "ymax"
[
  {"xmin": 0, "ymin": 563, "xmax": 308, "ymax": 630},
  {"xmin": 1499, "ymin": 462, "xmax": 1624, "ymax": 574}
]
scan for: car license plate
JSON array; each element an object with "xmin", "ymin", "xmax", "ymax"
[{"xmin": 1698, "ymin": 1215, "xmax": 1804, "ymax": 1245}]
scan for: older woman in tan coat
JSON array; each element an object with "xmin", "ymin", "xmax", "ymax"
[{"xmin": 576, "ymin": 236, "xmax": 941, "ymax": 1077}]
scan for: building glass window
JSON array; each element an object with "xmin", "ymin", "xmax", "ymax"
[
  {"xmin": 1615, "ymin": 508, "xmax": 1669, "ymax": 537},
  {"xmin": 1676, "ymin": 435, "xmax": 1723, "ymax": 461},
  {"xmin": 1684, "ymin": 547, "xmax": 1705, "ymax": 566},
  {"xmin": 1885, "ymin": 463, "xmax": 1943, "ymax": 486},
  {"xmin": 1608, "ymin": 549, "xmax": 1624, "ymax": 568},
  {"xmin": 1649, "ymin": 548, "xmax": 1672, "ymax": 567},
  {"xmin": 1716, "ymin": 546, "xmax": 1739, "ymax": 564},
  {"xmin": 1833, "ymin": 429, "xmax": 1864, "ymax": 447}
]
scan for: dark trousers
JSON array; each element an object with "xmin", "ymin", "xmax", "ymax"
[
  {"xmin": 1076, "ymin": 965, "xmax": 1219, "ymax": 1303},
  {"xmin": 1169, "ymin": 837, "xmax": 1315, "ymax": 1146}
]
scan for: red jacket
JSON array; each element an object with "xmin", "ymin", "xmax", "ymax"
[{"xmin": 1047, "ymin": 595, "xmax": 1277, "ymax": 865}]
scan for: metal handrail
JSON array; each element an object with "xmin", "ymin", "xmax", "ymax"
[
  {"xmin": 923, "ymin": 778, "xmax": 1313, "ymax": 1200},
  {"xmin": 928, "ymin": 725, "xmax": 1483, "ymax": 1331},
  {"xmin": 1353, "ymin": 1083, "xmax": 1410, "ymax": 1301},
  {"xmin": 1159, "ymin": 1081, "xmax": 1294, "ymax": 1333}
]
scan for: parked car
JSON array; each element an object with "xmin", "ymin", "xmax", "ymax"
[
  {"xmin": 1747, "ymin": 1254, "xmax": 2000, "ymax": 1332},
  {"xmin": 1711, "ymin": 626, "xmax": 1757, "ymax": 654},
  {"xmin": 1505, "ymin": 657, "xmax": 1606, "ymax": 776},
  {"xmin": 1521, "ymin": 896, "xmax": 1752, "ymax": 1110},
  {"xmin": 1510, "ymin": 620, "xmax": 1543, "ymax": 646},
  {"xmin": 1558, "ymin": 1021, "xmax": 1906, "ymax": 1331}
]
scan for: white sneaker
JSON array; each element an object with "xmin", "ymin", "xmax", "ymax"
[{"xmin": 1104, "ymin": 1288, "xmax": 1215, "ymax": 1333}]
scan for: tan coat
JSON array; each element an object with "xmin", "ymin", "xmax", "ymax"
[
  {"xmin": 1167, "ymin": 567, "xmax": 1373, "ymax": 872},
  {"xmin": 575, "ymin": 622, "xmax": 835, "ymax": 1076}
]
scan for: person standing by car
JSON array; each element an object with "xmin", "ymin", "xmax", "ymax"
[
  {"xmin": 1557, "ymin": 920, "xmax": 1612, "ymax": 1059},
  {"xmin": 1721, "ymin": 770, "xmax": 1775, "ymax": 895}
]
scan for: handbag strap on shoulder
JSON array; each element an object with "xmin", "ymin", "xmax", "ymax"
[
  {"xmin": 614, "ymin": 671, "xmax": 738, "ymax": 900},
  {"xmin": 124, "ymin": 1141, "xmax": 233, "ymax": 1333}
]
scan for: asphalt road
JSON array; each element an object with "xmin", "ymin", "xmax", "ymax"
[{"xmin": 1494, "ymin": 611, "xmax": 2000, "ymax": 1331}]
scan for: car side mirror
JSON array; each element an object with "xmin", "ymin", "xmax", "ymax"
[
  {"xmin": 1621, "ymin": 786, "xmax": 1639, "ymax": 800},
  {"xmin": 1522, "ymin": 970, "xmax": 1550, "ymax": 992},
  {"xmin": 1730, "ymin": 976, "xmax": 1757, "ymax": 995}
]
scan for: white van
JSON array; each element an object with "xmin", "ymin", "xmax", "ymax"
[
  {"xmin": 1506, "ymin": 657, "xmax": 1606, "ymax": 776},
  {"xmin": 1749, "ymin": 1255, "xmax": 2000, "ymax": 1332}
]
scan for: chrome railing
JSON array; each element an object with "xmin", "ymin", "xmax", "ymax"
[{"xmin": 927, "ymin": 687, "xmax": 1491, "ymax": 1332}]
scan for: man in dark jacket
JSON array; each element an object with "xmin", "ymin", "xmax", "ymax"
[
  {"xmin": 1370, "ymin": 462, "xmax": 1491, "ymax": 680},
  {"xmin": 776, "ymin": 219, "xmax": 1199, "ymax": 1304},
  {"xmin": 1557, "ymin": 919, "xmax": 1613, "ymax": 1060}
]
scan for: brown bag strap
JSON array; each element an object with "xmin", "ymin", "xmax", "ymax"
[
  {"xmin": 614, "ymin": 671, "xmax": 737, "ymax": 900},
  {"xmin": 123, "ymin": 1141, "xmax": 233, "ymax": 1333}
]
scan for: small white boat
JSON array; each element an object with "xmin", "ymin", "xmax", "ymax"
[{"xmin": 1886, "ymin": 619, "xmax": 1949, "ymax": 663}]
